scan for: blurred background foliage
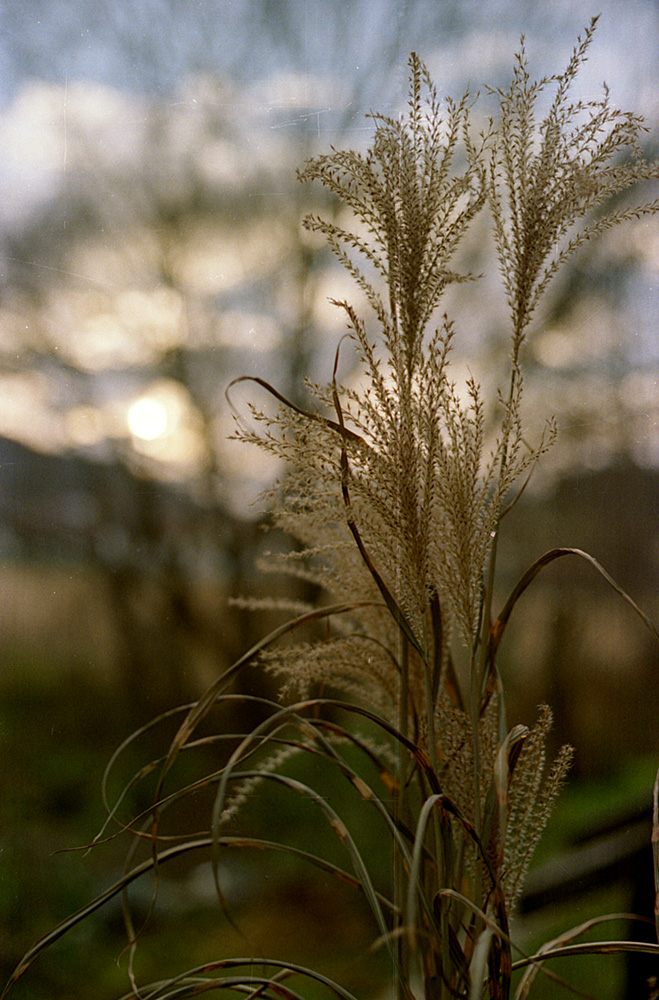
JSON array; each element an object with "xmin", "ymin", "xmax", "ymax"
[{"xmin": 1, "ymin": 1, "xmax": 659, "ymax": 997}]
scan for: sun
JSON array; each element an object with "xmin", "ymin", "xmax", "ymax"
[{"xmin": 127, "ymin": 395, "xmax": 169, "ymax": 441}]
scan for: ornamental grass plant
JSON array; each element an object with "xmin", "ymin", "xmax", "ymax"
[{"xmin": 5, "ymin": 18, "xmax": 659, "ymax": 1000}]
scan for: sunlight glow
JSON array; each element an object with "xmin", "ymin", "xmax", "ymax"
[
  {"xmin": 123, "ymin": 381, "xmax": 208, "ymax": 475},
  {"xmin": 128, "ymin": 396, "xmax": 169, "ymax": 441}
]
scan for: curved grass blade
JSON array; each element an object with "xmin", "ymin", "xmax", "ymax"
[
  {"xmin": 295, "ymin": 717, "xmax": 413, "ymax": 862},
  {"xmin": 490, "ymin": 547, "xmax": 659, "ymax": 660},
  {"xmin": 215, "ymin": 767, "xmax": 406, "ymax": 992},
  {"xmin": 481, "ymin": 724, "xmax": 529, "ymax": 870},
  {"xmin": 513, "ymin": 912, "xmax": 646, "ymax": 999},
  {"xmin": 91, "ymin": 698, "xmax": 405, "ymax": 859},
  {"xmin": 405, "ymin": 793, "xmax": 453, "ymax": 941},
  {"xmin": 470, "ymin": 925, "xmax": 494, "ymax": 1000},
  {"xmin": 0, "ymin": 696, "xmax": 432, "ymax": 998},
  {"xmin": 164, "ymin": 601, "xmax": 382, "ymax": 776},
  {"xmin": 226, "ymin": 374, "xmax": 365, "ymax": 446},
  {"xmin": 210, "ymin": 695, "xmax": 443, "ymax": 801},
  {"xmin": 405, "ymin": 792, "xmax": 507, "ymax": 944},
  {"xmin": 533, "ymin": 938, "xmax": 659, "ymax": 963},
  {"xmin": 512, "ymin": 915, "xmax": 659, "ymax": 982},
  {"xmin": 83, "ymin": 729, "xmax": 288, "ymax": 854},
  {"xmin": 147, "ymin": 604, "xmax": 385, "ymax": 922},
  {"xmin": 85, "ymin": 695, "xmax": 301, "ymax": 852},
  {"xmin": 1, "ymin": 830, "xmax": 396, "ymax": 1000},
  {"xmin": 117, "ymin": 956, "xmax": 363, "ymax": 1000},
  {"xmin": 0, "ymin": 837, "xmax": 216, "ymax": 998},
  {"xmin": 207, "ymin": 695, "xmax": 441, "ymax": 995},
  {"xmin": 213, "ymin": 742, "xmax": 395, "ymax": 935},
  {"xmin": 96, "ymin": 703, "xmax": 194, "ymax": 843},
  {"xmin": 134, "ymin": 975, "xmax": 310, "ymax": 1000}
]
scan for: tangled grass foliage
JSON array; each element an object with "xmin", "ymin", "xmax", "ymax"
[{"xmin": 4, "ymin": 18, "xmax": 659, "ymax": 1000}]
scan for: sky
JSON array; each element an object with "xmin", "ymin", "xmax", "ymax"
[
  {"xmin": 2, "ymin": 1, "xmax": 658, "ymax": 109},
  {"xmin": 0, "ymin": 1, "xmax": 657, "ymax": 220},
  {"xmin": 0, "ymin": 0, "xmax": 658, "ymax": 506}
]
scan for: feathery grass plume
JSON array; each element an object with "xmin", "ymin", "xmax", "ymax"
[
  {"xmin": 232, "ymin": 30, "xmax": 659, "ymax": 994},
  {"xmin": 502, "ymin": 707, "xmax": 574, "ymax": 910},
  {"xmin": 481, "ymin": 14, "xmax": 659, "ymax": 353},
  {"xmin": 241, "ymin": 53, "xmax": 551, "ymax": 698}
]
